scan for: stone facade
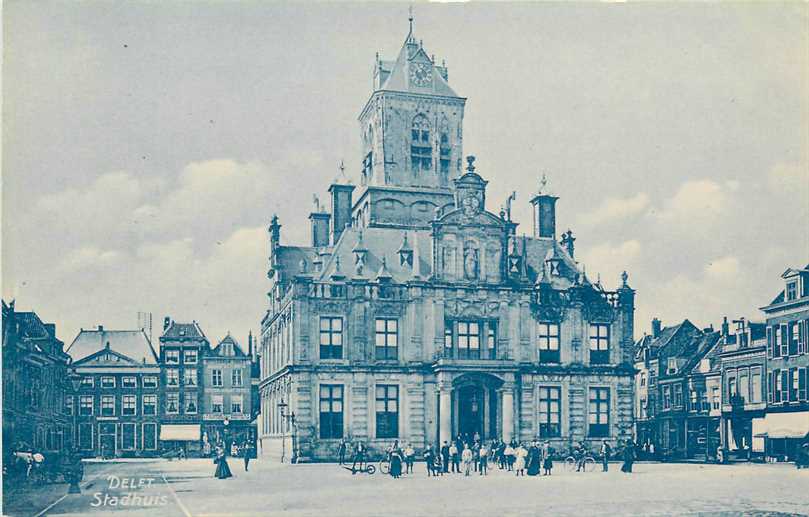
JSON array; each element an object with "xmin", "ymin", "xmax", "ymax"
[{"xmin": 258, "ymin": 25, "xmax": 636, "ymax": 462}]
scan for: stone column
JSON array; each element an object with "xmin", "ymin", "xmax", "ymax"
[
  {"xmin": 501, "ymin": 387, "xmax": 514, "ymax": 443},
  {"xmin": 439, "ymin": 387, "xmax": 452, "ymax": 445}
]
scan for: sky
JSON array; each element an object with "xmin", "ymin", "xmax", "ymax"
[{"xmin": 3, "ymin": 2, "xmax": 808, "ymax": 352}]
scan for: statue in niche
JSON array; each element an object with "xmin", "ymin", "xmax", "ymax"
[{"xmin": 464, "ymin": 246, "xmax": 479, "ymax": 280}]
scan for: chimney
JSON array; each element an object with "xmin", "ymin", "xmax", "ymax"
[
  {"xmin": 651, "ymin": 318, "xmax": 662, "ymax": 338},
  {"xmin": 329, "ymin": 183, "xmax": 355, "ymax": 244},
  {"xmin": 163, "ymin": 316, "xmax": 171, "ymax": 332},
  {"xmin": 309, "ymin": 212, "xmax": 330, "ymax": 248},
  {"xmin": 529, "ymin": 175, "xmax": 558, "ymax": 239},
  {"xmin": 97, "ymin": 325, "xmax": 104, "ymax": 332},
  {"xmin": 248, "ymin": 330, "xmax": 254, "ymax": 358},
  {"xmin": 721, "ymin": 316, "xmax": 729, "ymax": 338}
]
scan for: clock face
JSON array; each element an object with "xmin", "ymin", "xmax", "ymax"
[{"xmin": 410, "ymin": 63, "xmax": 432, "ymax": 87}]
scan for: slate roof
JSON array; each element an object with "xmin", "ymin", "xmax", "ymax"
[
  {"xmin": 67, "ymin": 328, "xmax": 158, "ymax": 364},
  {"xmin": 161, "ymin": 321, "xmax": 207, "ymax": 341},
  {"xmin": 320, "ymin": 227, "xmax": 432, "ymax": 282},
  {"xmin": 633, "ymin": 320, "xmax": 700, "ymax": 362},
  {"xmin": 15, "ymin": 312, "xmax": 52, "ymax": 340},
  {"xmin": 312, "ymin": 226, "xmax": 581, "ymax": 288},
  {"xmin": 682, "ymin": 331, "xmax": 722, "ymax": 375},
  {"xmin": 378, "ymin": 34, "xmax": 460, "ymax": 98}
]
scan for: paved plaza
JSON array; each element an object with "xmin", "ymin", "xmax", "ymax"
[{"xmin": 3, "ymin": 459, "xmax": 808, "ymax": 517}]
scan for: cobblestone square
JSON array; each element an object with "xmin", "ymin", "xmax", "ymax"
[{"xmin": 6, "ymin": 459, "xmax": 808, "ymax": 517}]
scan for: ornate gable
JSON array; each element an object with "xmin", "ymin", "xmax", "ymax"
[{"xmin": 431, "ymin": 158, "xmax": 509, "ymax": 284}]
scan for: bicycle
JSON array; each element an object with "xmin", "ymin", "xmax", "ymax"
[
  {"xmin": 341, "ymin": 462, "xmax": 376, "ymax": 475},
  {"xmin": 564, "ymin": 455, "xmax": 596, "ymax": 472},
  {"xmin": 379, "ymin": 458, "xmax": 390, "ymax": 474}
]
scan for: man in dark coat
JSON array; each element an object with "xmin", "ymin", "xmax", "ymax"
[
  {"xmin": 351, "ymin": 441, "xmax": 367, "ymax": 474},
  {"xmin": 440, "ymin": 441, "xmax": 450, "ymax": 473},
  {"xmin": 621, "ymin": 439, "xmax": 635, "ymax": 473}
]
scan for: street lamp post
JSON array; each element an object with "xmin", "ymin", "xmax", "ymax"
[
  {"xmin": 278, "ymin": 399, "xmax": 297, "ymax": 464},
  {"xmin": 67, "ymin": 368, "xmax": 83, "ymax": 494}
]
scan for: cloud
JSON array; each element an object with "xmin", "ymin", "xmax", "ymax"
[
  {"xmin": 58, "ymin": 246, "xmax": 123, "ymax": 273},
  {"xmin": 655, "ymin": 179, "xmax": 730, "ymax": 222},
  {"xmin": 704, "ymin": 256, "xmax": 740, "ymax": 282},
  {"xmin": 578, "ymin": 239, "xmax": 642, "ymax": 288},
  {"xmin": 579, "ymin": 193, "xmax": 649, "ymax": 226}
]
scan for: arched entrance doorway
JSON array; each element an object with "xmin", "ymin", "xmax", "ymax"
[{"xmin": 452, "ymin": 373, "xmax": 504, "ymax": 442}]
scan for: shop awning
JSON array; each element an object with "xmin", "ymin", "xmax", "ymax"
[
  {"xmin": 159, "ymin": 424, "xmax": 200, "ymax": 441},
  {"xmin": 753, "ymin": 412, "xmax": 809, "ymax": 439}
]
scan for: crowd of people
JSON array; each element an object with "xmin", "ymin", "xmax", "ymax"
[{"xmin": 340, "ymin": 434, "xmax": 638, "ymax": 479}]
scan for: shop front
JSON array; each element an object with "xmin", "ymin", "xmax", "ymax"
[
  {"xmin": 753, "ymin": 411, "xmax": 809, "ymax": 462},
  {"xmin": 159, "ymin": 424, "xmax": 202, "ymax": 456}
]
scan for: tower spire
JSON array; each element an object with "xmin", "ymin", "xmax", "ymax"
[{"xmin": 408, "ymin": 5, "xmax": 414, "ymax": 40}]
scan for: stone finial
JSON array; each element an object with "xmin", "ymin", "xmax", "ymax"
[
  {"xmin": 621, "ymin": 270, "xmax": 629, "ymax": 288},
  {"xmin": 466, "ymin": 155, "xmax": 476, "ymax": 173},
  {"xmin": 538, "ymin": 173, "xmax": 548, "ymax": 195}
]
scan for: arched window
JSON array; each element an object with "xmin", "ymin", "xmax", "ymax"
[
  {"xmin": 362, "ymin": 125, "xmax": 374, "ymax": 183},
  {"xmin": 438, "ymin": 117, "xmax": 451, "ymax": 175},
  {"xmin": 410, "ymin": 114, "xmax": 432, "ymax": 173}
]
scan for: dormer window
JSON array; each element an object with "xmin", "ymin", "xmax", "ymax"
[
  {"xmin": 786, "ymin": 281, "xmax": 797, "ymax": 301},
  {"xmin": 667, "ymin": 358, "xmax": 677, "ymax": 375},
  {"xmin": 411, "ymin": 114, "xmax": 432, "ymax": 173}
]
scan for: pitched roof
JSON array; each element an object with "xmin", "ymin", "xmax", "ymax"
[
  {"xmin": 212, "ymin": 333, "xmax": 248, "ymax": 357},
  {"xmin": 68, "ymin": 328, "xmax": 158, "ymax": 364},
  {"xmin": 633, "ymin": 320, "xmax": 700, "ymax": 361},
  {"xmin": 161, "ymin": 321, "xmax": 207, "ymax": 341},
  {"xmin": 377, "ymin": 34, "xmax": 461, "ymax": 98},
  {"xmin": 683, "ymin": 331, "xmax": 722, "ymax": 374},
  {"xmin": 320, "ymin": 227, "xmax": 432, "ymax": 283}
]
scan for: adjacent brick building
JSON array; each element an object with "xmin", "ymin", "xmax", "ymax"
[
  {"xmin": 67, "ymin": 327, "xmax": 160, "ymax": 457},
  {"xmin": 2, "ymin": 300, "xmax": 72, "ymax": 453},
  {"xmin": 202, "ymin": 333, "xmax": 256, "ymax": 454},
  {"xmin": 158, "ymin": 319, "xmax": 207, "ymax": 456},
  {"xmin": 758, "ymin": 265, "xmax": 809, "ymax": 461}
]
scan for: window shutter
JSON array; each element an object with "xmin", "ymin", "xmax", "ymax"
[
  {"xmin": 774, "ymin": 369, "xmax": 781, "ymax": 403},
  {"xmin": 766, "ymin": 326, "xmax": 773, "ymax": 358},
  {"xmin": 799, "ymin": 321, "xmax": 805, "ymax": 355},
  {"xmin": 788, "ymin": 368, "xmax": 796, "ymax": 402},
  {"xmin": 767, "ymin": 372, "xmax": 773, "ymax": 403},
  {"xmin": 781, "ymin": 324, "xmax": 789, "ymax": 356},
  {"xmin": 781, "ymin": 369, "xmax": 789, "ymax": 402},
  {"xmin": 799, "ymin": 367, "xmax": 807, "ymax": 401}
]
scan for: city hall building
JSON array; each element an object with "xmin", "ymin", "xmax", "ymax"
[{"xmin": 258, "ymin": 22, "xmax": 636, "ymax": 461}]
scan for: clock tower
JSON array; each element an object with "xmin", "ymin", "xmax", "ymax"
[
  {"xmin": 353, "ymin": 18, "xmax": 467, "ymax": 229},
  {"xmin": 352, "ymin": 16, "xmax": 466, "ymax": 228}
]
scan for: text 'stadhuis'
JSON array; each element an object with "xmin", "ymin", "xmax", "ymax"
[{"xmin": 258, "ymin": 24, "xmax": 636, "ymax": 461}]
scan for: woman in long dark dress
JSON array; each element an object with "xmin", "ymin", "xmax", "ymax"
[
  {"xmin": 389, "ymin": 448, "xmax": 403, "ymax": 479},
  {"xmin": 527, "ymin": 442, "xmax": 541, "ymax": 476},
  {"xmin": 214, "ymin": 445, "xmax": 233, "ymax": 479}
]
